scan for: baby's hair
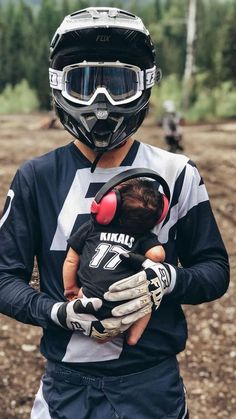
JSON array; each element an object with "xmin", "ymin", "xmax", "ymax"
[{"xmin": 117, "ymin": 178, "xmax": 164, "ymax": 235}]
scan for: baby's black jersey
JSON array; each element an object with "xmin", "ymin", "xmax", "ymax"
[
  {"xmin": 0, "ymin": 140, "xmax": 229, "ymax": 376},
  {"xmin": 68, "ymin": 220, "xmax": 160, "ymax": 318}
]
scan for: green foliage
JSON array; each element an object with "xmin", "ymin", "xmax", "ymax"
[
  {"xmin": 185, "ymin": 90, "xmax": 215, "ymax": 122},
  {"xmin": 151, "ymin": 74, "xmax": 183, "ymax": 118},
  {"xmin": 148, "ymin": 0, "xmax": 187, "ymax": 77},
  {"xmin": 151, "ymin": 72, "xmax": 236, "ymax": 123},
  {"xmin": 0, "ymin": 79, "xmax": 39, "ymax": 114},
  {"xmin": 221, "ymin": 10, "xmax": 236, "ymax": 84},
  {"xmin": 184, "ymin": 80, "xmax": 236, "ymax": 122},
  {"xmin": 0, "ymin": 1, "xmax": 35, "ymax": 90},
  {"xmin": 214, "ymin": 82, "xmax": 236, "ymax": 119}
]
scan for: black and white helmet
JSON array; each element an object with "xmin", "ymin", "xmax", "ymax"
[{"xmin": 49, "ymin": 7, "xmax": 161, "ymax": 152}]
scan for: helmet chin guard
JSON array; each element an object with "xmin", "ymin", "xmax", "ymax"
[
  {"xmin": 54, "ymin": 89, "xmax": 150, "ymax": 151},
  {"xmin": 49, "ymin": 7, "xmax": 160, "ymax": 153}
]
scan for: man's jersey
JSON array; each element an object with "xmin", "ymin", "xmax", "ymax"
[
  {"xmin": 0, "ymin": 140, "xmax": 229, "ymax": 376},
  {"xmin": 67, "ymin": 220, "xmax": 160, "ymax": 318}
]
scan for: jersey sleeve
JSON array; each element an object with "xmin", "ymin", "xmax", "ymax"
[
  {"xmin": 0, "ymin": 166, "xmax": 58, "ymax": 329},
  {"xmin": 67, "ymin": 220, "xmax": 92, "ymax": 254},
  {"xmin": 166, "ymin": 161, "xmax": 229, "ymax": 304},
  {"xmin": 138, "ymin": 232, "xmax": 161, "ymax": 255}
]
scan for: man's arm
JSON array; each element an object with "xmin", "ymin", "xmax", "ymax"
[
  {"xmin": 0, "ymin": 168, "xmax": 58, "ymax": 328},
  {"xmin": 0, "ymin": 168, "xmax": 101, "ymax": 332},
  {"xmin": 168, "ymin": 161, "xmax": 229, "ymax": 304},
  {"xmin": 168, "ymin": 200, "xmax": 229, "ymax": 304}
]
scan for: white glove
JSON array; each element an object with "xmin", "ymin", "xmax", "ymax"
[
  {"xmin": 104, "ymin": 253, "xmax": 176, "ymax": 324},
  {"xmin": 51, "ymin": 295, "xmax": 101, "ymax": 333},
  {"xmin": 51, "ymin": 295, "xmax": 136, "ymax": 341}
]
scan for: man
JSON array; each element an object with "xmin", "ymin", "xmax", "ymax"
[{"xmin": 0, "ymin": 7, "xmax": 229, "ymax": 419}]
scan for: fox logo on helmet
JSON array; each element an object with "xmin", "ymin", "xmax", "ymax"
[{"xmin": 96, "ymin": 35, "xmax": 111, "ymax": 42}]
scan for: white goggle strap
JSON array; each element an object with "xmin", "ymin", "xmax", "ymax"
[
  {"xmin": 49, "ymin": 68, "xmax": 63, "ymax": 90},
  {"xmin": 49, "ymin": 65, "xmax": 158, "ymax": 92},
  {"xmin": 139, "ymin": 66, "xmax": 157, "ymax": 90}
]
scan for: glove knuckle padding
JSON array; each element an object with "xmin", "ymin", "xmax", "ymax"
[
  {"xmin": 111, "ymin": 294, "xmax": 151, "ymax": 317},
  {"xmin": 73, "ymin": 299, "xmax": 95, "ymax": 314},
  {"xmin": 73, "ymin": 296, "xmax": 102, "ymax": 313},
  {"xmin": 121, "ymin": 303, "xmax": 153, "ymax": 325},
  {"xmin": 108, "ymin": 271, "xmax": 147, "ymax": 291}
]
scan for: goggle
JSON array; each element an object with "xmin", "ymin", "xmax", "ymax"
[{"xmin": 49, "ymin": 61, "xmax": 158, "ymax": 106}]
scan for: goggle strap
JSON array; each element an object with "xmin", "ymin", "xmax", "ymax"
[
  {"xmin": 145, "ymin": 66, "xmax": 156, "ymax": 88},
  {"xmin": 49, "ymin": 68, "xmax": 63, "ymax": 90}
]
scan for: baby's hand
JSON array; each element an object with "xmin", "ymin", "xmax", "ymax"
[
  {"xmin": 126, "ymin": 313, "xmax": 151, "ymax": 346},
  {"xmin": 64, "ymin": 287, "xmax": 83, "ymax": 301},
  {"xmin": 77, "ymin": 288, "xmax": 83, "ymax": 298}
]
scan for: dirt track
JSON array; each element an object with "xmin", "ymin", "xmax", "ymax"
[{"xmin": 0, "ymin": 114, "xmax": 235, "ymax": 418}]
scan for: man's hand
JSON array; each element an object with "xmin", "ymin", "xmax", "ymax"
[
  {"xmin": 51, "ymin": 295, "xmax": 134, "ymax": 341},
  {"xmin": 104, "ymin": 253, "xmax": 176, "ymax": 323},
  {"xmin": 51, "ymin": 295, "xmax": 102, "ymax": 333}
]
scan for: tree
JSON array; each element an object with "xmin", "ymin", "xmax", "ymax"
[
  {"xmin": 150, "ymin": 0, "xmax": 187, "ymax": 78},
  {"xmin": 0, "ymin": 1, "xmax": 35, "ymax": 90},
  {"xmin": 195, "ymin": 0, "xmax": 230, "ymax": 87},
  {"xmin": 221, "ymin": 10, "xmax": 236, "ymax": 85},
  {"xmin": 182, "ymin": 0, "xmax": 197, "ymax": 110},
  {"xmin": 32, "ymin": 0, "xmax": 60, "ymax": 108}
]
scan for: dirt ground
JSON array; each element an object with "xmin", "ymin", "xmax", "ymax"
[{"xmin": 0, "ymin": 113, "xmax": 235, "ymax": 419}]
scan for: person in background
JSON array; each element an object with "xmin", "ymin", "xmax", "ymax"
[
  {"xmin": 0, "ymin": 7, "xmax": 229, "ymax": 419},
  {"xmin": 162, "ymin": 100, "xmax": 184, "ymax": 153}
]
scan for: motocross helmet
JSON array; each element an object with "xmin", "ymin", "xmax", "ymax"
[
  {"xmin": 163, "ymin": 100, "xmax": 175, "ymax": 113},
  {"xmin": 49, "ymin": 7, "xmax": 161, "ymax": 153}
]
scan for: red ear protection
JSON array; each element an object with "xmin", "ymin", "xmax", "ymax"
[
  {"xmin": 91, "ymin": 168, "xmax": 170, "ymax": 225},
  {"xmin": 157, "ymin": 194, "xmax": 169, "ymax": 223},
  {"xmin": 91, "ymin": 189, "xmax": 121, "ymax": 225}
]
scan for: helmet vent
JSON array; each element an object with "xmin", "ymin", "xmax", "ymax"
[
  {"xmin": 115, "ymin": 10, "xmax": 136, "ymax": 19},
  {"xmin": 51, "ymin": 33, "xmax": 60, "ymax": 49},
  {"xmin": 70, "ymin": 10, "xmax": 91, "ymax": 19},
  {"xmin": 70, "ymin": 8, "xmax": 136, "ymax": 21}
]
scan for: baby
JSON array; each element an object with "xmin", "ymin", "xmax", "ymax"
[{"xmin": 63, "ymin": 178, "xmax": 166, "ymax": 345}]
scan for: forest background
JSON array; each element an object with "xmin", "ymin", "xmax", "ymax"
[{"xmin": 0, "ymin": 0, "xmax": 236, "ymax": 122}]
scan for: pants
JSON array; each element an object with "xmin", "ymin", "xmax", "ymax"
[
  {"xmin": 31, "ymin": 357, "xmax": 189, "ymax": 419},
  {"xmin": 165, "ymin": 135, "xmax": 184, "ymax": 153}
]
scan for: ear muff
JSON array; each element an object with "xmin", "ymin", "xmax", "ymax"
[
  {"xmin": 91, "ymin": 189, "xmax": 121, "ymax": 225},
  {"xmin": 157, "ymin": 194, "xmax": 169, "ymax": 224},
  {"xmin": 91, "ymin": 168, "xmax": 170, "ymax": 225}
]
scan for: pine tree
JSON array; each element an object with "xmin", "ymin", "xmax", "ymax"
[
  {"xmin": 221, "ymin": 11, "xmax": 236, "ymax": 85},
  {"xmin": 0, "ymin": 1, "xmax": 36, "ymax": 89},
  {"xmin": 32, "ymin": 0, "xmax": 60, "ymax": 108}
]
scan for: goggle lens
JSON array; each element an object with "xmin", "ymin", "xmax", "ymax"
[{"xmin": 66, "ymin": 66, "xmax": 138, "ymax": 103}]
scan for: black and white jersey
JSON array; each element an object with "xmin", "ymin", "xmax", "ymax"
[
  {"xmin": 68, "ymin": 220, "xmax": 160, "ymax": 318},
  {"xmin": 0, "ymin": 140, "xmax": 229, "ymax": 375}
]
